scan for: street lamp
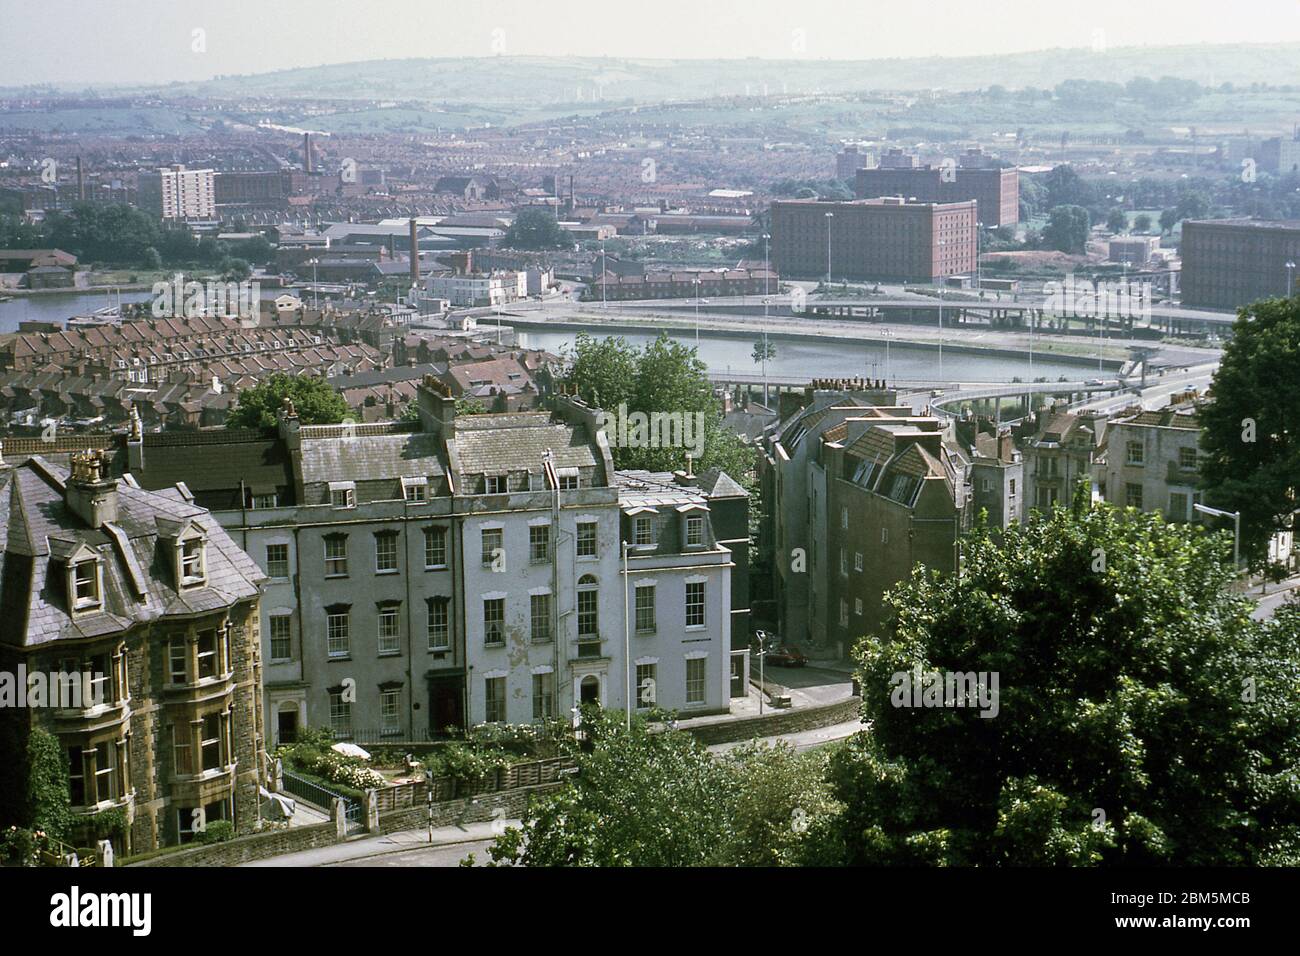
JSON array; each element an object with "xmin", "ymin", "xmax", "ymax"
[
  {"xmin": 308, "ymin": 257, "xmax": 319, "ymax": 310},
  {"xmin": 824, "ymin": 212, "xmax": 834, "ymax": 285},
  {"xmin": 1193, "ymin": 502, "xmax": 1241, "ymax": 571},
  {"xmin": 881, "ymin": 328, "xmax": 893, "ymax": 385},
  {"xmin": 601, "ymin": 243, "xmax": 608, "ymax": 310},
  {"xmin": 694, "ymin": 278, "xmax": 701, "ymax": 344},
  {"xmin": 754, "ymin": 631, "xmax": 768, "ymax": 717},
  {"xmin": 1287, "ymin": 260, "xmax": 1296, "ymax": 297}
]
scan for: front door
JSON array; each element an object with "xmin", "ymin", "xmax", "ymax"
[
  {"xmin": 429, "ymin": 675, "xmax": 465, "ymax": 736},
  {"xmin": 730, "ymin": 655, "xmax": 746, "ymax": 698},
  {"xmin": 277, "ymin": 707, "xmax": 298, "ymax": 746},
  {"xmin": 580, "ymin": 675, "xmax": 600, "ymax": 705}
]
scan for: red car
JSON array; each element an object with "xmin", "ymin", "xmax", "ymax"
[{"xmin": 765, "ymin": 644, "xmax": 809, "ymax": 668}]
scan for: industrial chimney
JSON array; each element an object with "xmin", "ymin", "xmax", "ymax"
[
  {"xmin": 408, "ymin": 218, "xmax": 420, "ymax": 286},
  {"xmin": 303, "ymin": 132, "xmax": 314, "ymax": 174}
]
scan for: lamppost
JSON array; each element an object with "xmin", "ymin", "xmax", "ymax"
[
  {"xmin": 1287, "ymin": 260, "xmax": 1296, "ymax": 297},
  {"xmin": 600, "ymin": 243, "xmax": 608, "ymax": 310},
  {"xmin": 623, "ymin": 539, "xmax": 631, "ymax": 730},
  {"xmin": 694, "ymin": 278, "xmax": 701, "ymax": 344},
  {"xmin": 824, "ymin": 212, "xmax": 834, "ymax": 285},
  {"xmin": 1193, "ymin": 502, "xmax": 1241, "ymax": 571},
  {"xmin": 763, "ymin": 233, "xmax": 772, "ymax": 404},
  {"xmin": 308, "ymin": 257, "xmax": 319, "ymax": 310},
  {"xmin": 755, "ymin": 631, "xmax": 768, "ymax": 716},
  {"xmin": 881, "ymin": 328, "xmax": 893, "ymax": 385}
]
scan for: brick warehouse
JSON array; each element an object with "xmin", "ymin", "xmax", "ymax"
[
  {"xmin": 854, "ymin": 164, "xmax": 1019, "ymax": 227},
  {"xmin": 770, "ymin": 198, "xmax": 978, "ymax": 283},
  {"xmin": 1179, "ymin": 218, "xmax": 1300, "ymax": 310}
]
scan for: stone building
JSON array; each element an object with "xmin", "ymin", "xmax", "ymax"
[{"xmin": 0, "ymin": 449, "xmax": 267, "ymax": 855}]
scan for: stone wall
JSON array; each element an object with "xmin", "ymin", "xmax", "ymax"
[
  {"xmin": 683, "ymin": 696, "xmax": 861, "ymax": 747},
  {"xmin": 127, "ymin": 819, "xmax": 340, "ymax": 867},
  {"xmin": 378, "ymin": 782, "xmax": 564, "ymax": 835}
]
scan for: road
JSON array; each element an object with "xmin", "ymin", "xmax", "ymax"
[{"xmin": 328, "ymin": 838, "xmax": 498, "ymax": 868}]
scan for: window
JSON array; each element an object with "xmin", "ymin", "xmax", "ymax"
[
  {"xmin": 485, "ymin": 474, "xmax": 506, "ymax": 495},
  {"xmin": 201, "ymin": 713, "xmax": 224, "ymax": 772},
  {"xmin": 403, "ymin": 478, "xmax": 427, "ymax": 503},
  {"xmin": 484, "ymin": 598, "xmax": 505, "ymax": 645},
  {"xmin": 329, "ymin": 692, "xmax": 352, "ymax": 737},
  {"xmin": 529, "ymin": 524, "xmax": 551, "ymax": 563},
  {"xmin": 252, "ymin": 493, "xmax": 278, "ymax": 509},
  {"xmin": 93, "ymin": 742, "xmax": 116, "ymax": 803},
  {"xmin": 685, "ymin": 658, "xmax": 706, "ymax": 705},
  {"xmin": 69, "ymin": 747, "xmax": 86, "ymax": 804},
  {"xmin": 532, "ymin": 672, "xmax": 554, "ymax": 721},
  {"xmin": 576, "ymin": 521, "xmax": 598, "ymax": 558},
  {"xmin": 381, "ymin": 690, "xmax": 400, "ymax": 736},
  {"xmin": 1125, "ymin": 483, "xmax": 1144, "ymax": 509},
  {"xmin": 530, "ymin": 593, "xmax": 552, "ymax": 643},
  {"xmin": 377, "ymin": 605, "xmax": 400, "ymax": 655},
  {"xmin": 635, "ymin": 585, "xmax": 656, "ymax": 632},
  {"xmin": 1009, "ymin": 478, "xmax": 1016, "ymax": 497},
  {"xmin": 374, "ymin": 531, "xmax": 398, "ymax": 573},
  {"xmin": 196, "ymin": 630, "xmax": 219, "ymax": 680},
  {"xmin": 423, "ymin": 526, "xmax": 447, "ymax": 568},
  {"xmin": 840, "ymin": 599, "xmax": 849, "ymax": 627},
  {"xmin": 841, "ymin": 507, "xmax": 848, "ymax": 530},
  {"xmin": 172, "ymin": 726, "xmax": 192, "ymax": 776},
  {"xmin": 1169, "ymin": 491, "xmax": 1188, "ymax": 521},
  {"xmin": 73, "ymin": 559, "xmax": 100, "ymax": 608},
  {"xmin": 855, "ymin": 598, "xmax": 863, "ymax": 616},
  {"xmin": 685, "ymin": 581, "xmax": 705, "ymax": 628},
  {"xmin": 178, "ymin": 538, "xmax": 204, "ymax": 584},
  {"xmin": 881, "ymin": 527, "xmax": 889, "ymax": 544},
  {"xmin": 635, "ymin": 663, "xmax": 657, "ymax": 708},
  {"xmin": 840, "ymin": 548, "xmax": 848, "ymax": 577},
  {"xmin": 685, "ymin": 514, "xmax": 704, "ymax": 547},
  {"xmin": 327, "ymin": 609, "xmax": 351, "ymax": 658},
  {"xmin": 557, "ymin": 470, "xmax": 579, "ymax": 491},
  {"xmin": 169, "ymin": 639, "xmax": 188, "ymax": 684},
  {"xmin": 427, "ymin": 598, "xmax": 450, "ymax": 651},
  {"xmin": 481, "ymin": 528, "xmax": 503, "ymax": 567},
  {"xmin": 854, "ymin": 552, "xmax": 863, "ymax": 572},
  {"xmin": 269, "ymin": 615, "xmax": 292, "ymax": 661},
  {"xmin": 633, "ymin": 516, "xmax": 653, "ymax": 547},
  {"xmin": 577, "ymin": 576, "xmax": 599, "ymax": 638},
  {"xmin": 330, "ymin": 486, "xmax": 355, "ymax": 509},
  {"xmin": 266, "ymin": 543, "xmax": 289, "ymax": 578},
  {"xmin": 485, "ymin": 677, "xmax": 506, "ymax": 723},
  {"xmin": 1126, "ymin": 441, "xmax": 1145, "ymax": 466},
  {"xmin": 1179, "ymin": 446, "xmax": 1198, "ymax": 471},
  {"xmin": 324, "ymin": 536, "xmax": 348, "ymax": 576}
]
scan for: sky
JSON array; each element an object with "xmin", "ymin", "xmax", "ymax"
[{"xmin": 1, "ymin": 0, "xmax": 1299, "ymax": 87}]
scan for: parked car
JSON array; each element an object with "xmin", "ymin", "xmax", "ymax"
[{"xmin": 766, "ymin": 644, "xmax": 809, "ymax": 668}]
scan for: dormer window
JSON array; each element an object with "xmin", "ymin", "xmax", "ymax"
[
  {"xmin": 73, "ymin": 559, "xmax": 101, "ymax": 609},
  {"xmin": 556, "ymin": 467, "xmax": 579, "ymax": 491},
  {"xmin": 634, "ymin": 516, "xmax": 654, "ymax": 547},
  {"xmin": 330, "ymin": 481, "xmax": 356, "ymax": 509},
  {"xmin": 484, "ymin": 474, "xmax": 507, "ymax": 495},
  {"xmin": 685, "ymin": 514, "xmax": 705, "ymax": 547},
  {"xmin": 402, "ymin": 476, "xmax": 427, "ymax": 502},
  {"xmin": 179, "ymin": 537, "xmax": 206, "ymax": 587}
]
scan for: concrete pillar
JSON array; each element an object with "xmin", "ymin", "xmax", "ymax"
[
  {"xmin": 366, "ymin": 789, "xmax": 380, "ymax": 832},
  {"xmin": 332, "ymin": 797, "xmax": 347, "ymax": 839}
]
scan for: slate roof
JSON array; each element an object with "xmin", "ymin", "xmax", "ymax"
[
  {"xmin": 450, "ymin": 413, "xmax": 598, "ymax": 478},
  {"xmin": 299, "ymin": 429, "xmax": 447, "ymax": 486},
  {"xmin": 132, "ymin": 430, "xmax": 295, "ymax": 509},
  {"xmin": 0, "ymin": 457, "xmax": 264, "ymax": 649}
]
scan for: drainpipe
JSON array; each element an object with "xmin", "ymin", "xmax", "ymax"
[{"xmin": 402, "ymin": 505, "xmax": 414, "ymax": 739}]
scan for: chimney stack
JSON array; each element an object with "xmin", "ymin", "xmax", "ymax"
[
  {"xmin": 416, "ymin": 374, "xmax": 456, "ymax": 438},
  {"xmin": 66, "ymin": 449, "xmax": 118, "ymax": 529},
  {"xmin": 303, "ymin": 132, "xmax": 314, "ymax": 174}
]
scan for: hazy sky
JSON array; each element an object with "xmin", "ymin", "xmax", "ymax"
[{"xmin": 2, "ymin": 0, "xmax": 1299, "ymax": 87}]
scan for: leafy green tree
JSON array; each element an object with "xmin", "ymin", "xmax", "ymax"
[
  {"xmin": 220, "ymin": 257, "xmax": 252, "ymax": 281},
  {"xmin": 45, "ymin": 202, "xmax": 162, "ymax": 266},
  {"xmin": 1158, "ymin": 208, "xmax": 1179, "ymax": 234},
  {"xmin": 503, "ymin": 207, "xmax": 570, "ymax": 250},
  {"xmin": 809, "ymin": 490, "xmax": 1300, "ymax": 866},
  {"xmin": 1042, "ymin": 205, "xmax": 1091, "ymax": 253},
  {"xmin": 1105, "ymin": 208, "xmax": 1129, "ymax": 234},
  {"xmin": 226, "ymin": 373, "xmax": 349, "ymax": 429},
  {"xmin": 1133, "ymin": 213, "xmax": 1152, "ymax": 233},
  {"xmin": 565, "ymin": 332, "xmax": 639, "ymax": 414},
  {"xmin": 25, "ymin": 729, "xmax": 75, "ymax": 843},
  {"xmin": 1042, "ymin": 165, "xmax": 1097, "ymax": 209},
  {"xmin": 486, "ymin": 708, "xmax": 737, "ymax": 866},
  {"xmin": 722, "ymin": 741, "xmax": 841, "ymax": 867},
  {"xmin": 1199, "ymin": 296, "xmax": 1300, "ymax": 567}
]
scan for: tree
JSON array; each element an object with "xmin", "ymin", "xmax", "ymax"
[
  {"xmin": 1199, "ymin": 296, "xmax": 1300, "ymax": 567},
  {"xmin": 503, "ymin": 208, "xmax": 570, "ymax": 250},
  {"xmin": 220, "ymin": 257, "xmax": 251, "ymax": 281},
  {"xmin": 808, "ymin": 489, "xmax": 1300, "ymax": 866},
  {"xmin": 24, "ymin": 729, "xmax": 75, "ymax": 843},
  {"xmin": 1158, "ymin": 208, "xmax": 1179, "ymax": 234},
  {"xmin": 226, "ymin": 373, "xmax": 350, "ymax": 429},
  {"xmin": 1133, "ymin": 213, "xmax": 1152, "ymax": 233},
  {"xmin": 1105, "ymin": 208, "xmax": 1129, "ymax": 234},
  {"xmin": 751, "ymin": 338, "xmax": 776, "ymax": 366},
  {"xmin": 1042, "ymin": 205, "xmax": 1091, "ymax": 254},
  {"xmin": 485, "ymin": 708, "xmax": 738, "ymax": 867}
]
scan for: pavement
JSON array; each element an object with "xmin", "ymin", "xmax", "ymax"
[
  {"xmin": 707, "ymin": 717, "xmax": 865, "ymax": 755},
  {"xmin": 242, "ymin": 820, "xmax": 515, "ymax": 868},
  {"xmin": 1249, "ymin": 573, "xmax": 1300, "ymax": 621}
]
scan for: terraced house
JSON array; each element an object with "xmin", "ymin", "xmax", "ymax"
[
  {"xmin": 123, "ymin": 377, "xmax": 745, "ymax": 742},
  {"xmin": 0, "ymin": 449, "xmax": 267, "ymax": 855}
]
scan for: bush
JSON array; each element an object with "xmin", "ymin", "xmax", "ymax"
[{"xmin": 195, "ymin": 820, "xmax": 234, "ymax": 845}]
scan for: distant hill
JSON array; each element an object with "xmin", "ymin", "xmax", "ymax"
[{"xmin": 114, "ymin": 43, "xmax": 1300, "ymax": 103}]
